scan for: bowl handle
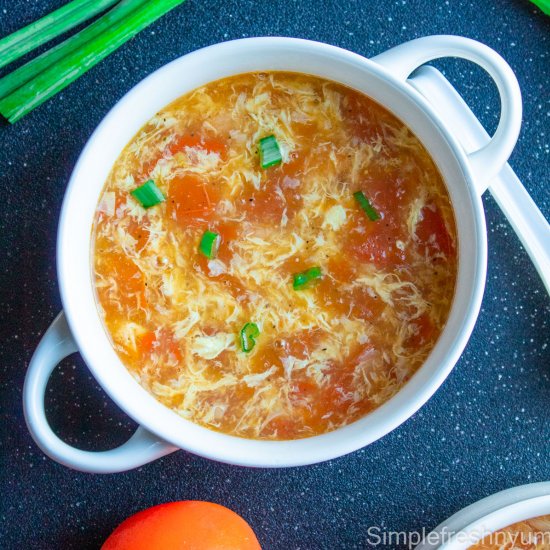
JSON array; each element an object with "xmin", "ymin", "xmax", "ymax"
[
  {"xmin": 23, "ymin": 311, "xmax": 178, "ymax": 473},
  {"xmin": 407, "ymin": 66, "xmax": 550, "ymax": 295},
  {"xmin": 371, "ymin": 35, "xmax": 522, "ymax": 193}
]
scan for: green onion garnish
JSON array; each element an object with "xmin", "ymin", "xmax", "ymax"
[
  {"xmin": 258, "ymin": 135, "xmax": 282, "ymax": 169},
  {"xmin": 240, "ymin": 322, "xmax": 260, "ymax": 353},
  {"xmin": 353, "ymin": 190, "xmax": 380, "ymax": 221},
  {"xmin": 131, "ymin": 180, "xmax": 165, "ymax": 209},
  {"xmin": 0, "ymin": 0, "xmax": 119, "ymax": 71},
  {"xmin": 199, "ymin": 230, "xmax": 221, "ymax": 259},
  {"xmin": 0, "ymin": 0, "xmax": 187, "ymax": 123},
  {"xmin": 293, "ymin": 266, "xmax": 322, "ymax": 290}
]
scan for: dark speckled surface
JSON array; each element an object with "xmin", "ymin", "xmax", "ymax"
[{"xmin": 0, "ymin": 1, "xmax": 549, "ymax": 549}]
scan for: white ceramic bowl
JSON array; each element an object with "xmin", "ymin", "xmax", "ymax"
[
  {"xmin": 416, "ymin": 482, "xmax": 550, "ymax": 549},
  {"xmin": 23, "ymin": 35, "xmax": 522, "ymax": 473}
]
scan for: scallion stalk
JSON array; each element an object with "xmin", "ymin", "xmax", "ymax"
[
  {"xmin": 258, "ymin": 135, "xmax": 282, "ymax": 169},
  {"xmin": 240, "ymin": 323, "xmax": 260, "ymax": 353},
  {"xmin": 0, "ymin": 0, "xmax": 120, "ymax": 70},
  {"xmin": 0, "ymin": 0, "xmax": 150, "ymax": 102},
  {"xmin": 131, "ymin": 180, "xmax": 164, "ymax": 208},
  {"xmin": 199, "ymin": 230, "xmax": 221, "ymax": 259},
  {"xmin": 0, "ymin": 0, "xmax": 187, "ymax": 123},
  {"xmin": 529, "ymin": 0, "xmax": 550, "ymax": 15},
  {"xmin": 353, "ymin": 190, "xmax": 380, "ymax": 221},
  {"xmin": 293, "ymin": 267, "xmax": 322, "ymax": 290}
]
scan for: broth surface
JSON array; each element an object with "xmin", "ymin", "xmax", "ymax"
[{"xmin": 92, "ymin": 72, "xmax": 457, "ymax": 439}]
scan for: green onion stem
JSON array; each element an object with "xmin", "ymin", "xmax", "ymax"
[
  {"xmin": 353, "ymin": 190, "xmax": 380, "ymax": 221},
  {"xmin": 0, "ymin": 0, "xmax": 120, "ymax": 70},
  {"xmin": 0, "ymin": 0, "xmax": 149, "ymax": 102},
  {"xmin": 293, "ymin": 266, "xmax": 322, "ymax": 290},
  {"xmin": 529, "ymin": 0, "xmax": 550, "ymax": 15},
  {"xmin": 0, "ymin": 0, "xmax": 187, "ymax": 123},
  {"xmin": 259, "ymin": 135, "xmax": 282, "ymax": 169},
  {"xmin": 240, "ymin": 323, "xmax": 260, "ymax": 353},
  {"xmin": 199, "ymin": 230, "xmax": 221, "ymax": 259},
  {"xmin": 131, "ymin": 179, "xmax": 164, "ymax": 208}
]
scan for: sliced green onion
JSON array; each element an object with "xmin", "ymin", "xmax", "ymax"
[
  {"xmin": 0, "ymin": 0, "xmax": 187, "ymax": 123},
  {"xmin": 131, "ymin": 180, "xmax": 165, "ymax": 209},
  {"xmin": 293, "ymin": 266, "xmax": 322, "ymax": 290},
  {"xmin": 353, "ymin": 190, "xmax": 380, "ymax": 221},
  {"xmin": 0, "ymin": 0, "xmax": 119, "ymax": 71},
  {"xmin": 199, "ymin": 230, "xmax": 221, "ymax": 259},
  {"xmin": 240, "ymin": 322, "xmax": 260, "ymax": 353},
  {"xmin": 258, "ymin": 135, "xmax": 282, "ymax": 169}
]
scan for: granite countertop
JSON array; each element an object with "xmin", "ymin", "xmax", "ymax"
[{"xmin": 0, "ymin": 1, "xmax": 548, "ymax": 549}]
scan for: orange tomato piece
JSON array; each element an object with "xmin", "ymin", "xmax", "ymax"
[
  {"xmin": 344, "ymin": 93, "xmax": 385, "ymax": 142},
  {"xmin": 138, "ymin": 331, "xmax": 156, "ymax": 354},
  {"xmin": 125, "ymin": 220, "xmax": 150, "ymax": 252},
  {"xmin": 101, "ymin": 501, "xmax": 261, "ymax": 550},
  {"xmin": 167, "ymin": 174, "xmax": 218, "ymax": 225},
  {"xmin": 214, "ymin": 220, "xmax": 239, "ymax": 243},
  {"xmin": 249, "ymin": 329, "xmax": 317, "ymax": 380},
  {"xmin": 350, "ymin": 287, "xmax": 386, "ymax": 321},
  {"xmin": 344, "ymin": 172, "xmax": 411, "ymax": 268},
  {"xmin": 281, "ymin": 153, "xmax": 305, "ymax": 179},
  {"xmin": 344, "ymin": 218, "xmax": 407, "ymax": 269},
  {"xmin": 167, "ymin": 339, "xmax": 182, "ymax": 362},
  {"xmin": 406, "ymin": 313, "xmax": 435, "ymax": 348},
  {"xmin": 415, "ymin": 205, "xmax": 454, "ymax": 257},
  {"xmin": 100, "ymin": 252, "xmax": 144, "ymax": 295},
  {"xmin": 150, "ymin": 329, "xmax": 182, "ymax": 361},
  {"xmin": 242, "ymin": 185, "xmax": 286, "ymax": 224}
]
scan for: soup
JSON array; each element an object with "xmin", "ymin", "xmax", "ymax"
[
  {"xmin": 468, "ymin": 513, "xmax": 550, "ymax": 549},
  {"xmin": 92, "ymin": 72, "xmax": 457, "ymax": 440}
]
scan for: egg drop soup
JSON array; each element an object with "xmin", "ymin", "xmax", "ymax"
[{"xmin": 92, "ymin": 72, "xmax": 458, "ymax": 440}]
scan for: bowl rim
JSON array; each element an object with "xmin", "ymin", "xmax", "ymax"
[
  {"xmin": 57, "ymin": 36, "xmax": 487, "ymax": 467},
  {"xmin": 416, "ymin": 482, "xmax": 550, "ymax": 549}
]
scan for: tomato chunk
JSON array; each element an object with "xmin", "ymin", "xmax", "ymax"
[
  {"xmin": 102, "ymin": 253, "xmax": 144, "ymax": 295},
  {"xmin": 138, "ymin": 331, "xmax": 156, "ymax": 354},
  {"xmin": 167, "ymin": 174, "xmax": 218, "ymax": 225},
  {"xmin": 415, "ymin": 205, "xmax": 454, "ymax": 256},
  {"xmin": 406, "ymin": 313, "xmax": 435, "ymax": 348}
]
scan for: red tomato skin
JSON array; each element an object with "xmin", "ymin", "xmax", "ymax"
[{"xmin": 102, "ymin": 501, "xmax": 261, "ymax": 550}]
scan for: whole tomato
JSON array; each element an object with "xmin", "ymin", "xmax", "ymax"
[{"xmin": 102, "ymin": 501, "xmax": 261, "ymax": 550}]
